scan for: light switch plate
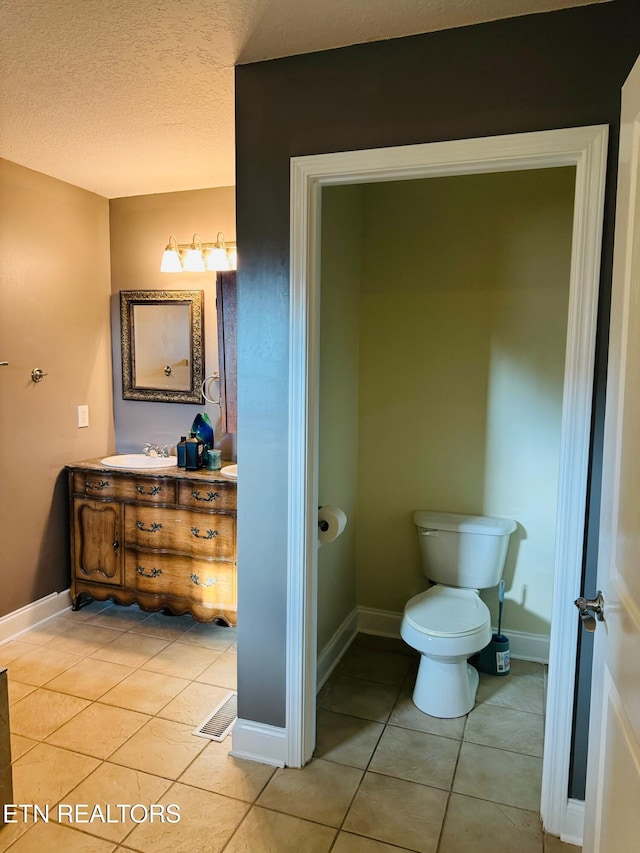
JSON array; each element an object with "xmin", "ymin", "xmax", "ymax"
[{"xmin": 77, "ymin": 405, "xmax": 89, "ymax": 428}]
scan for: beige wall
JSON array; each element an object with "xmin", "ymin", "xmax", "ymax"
[
  {"xmin": 317, "ymin": 186, "xmax": 362, "ymax": 652},
  {"xmin": 109, "ymin": 188, "xmax": 236, "ymax": 459},
  {"xmin": 0, "ymin": 159, "xmax": 114, "ymax": 617},
  {"xmin": 320, "ymin": 167, "xmax": 575, "ymax": 643}
]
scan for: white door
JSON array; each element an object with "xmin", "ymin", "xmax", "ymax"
[{"xmin": 583, "ymin": 53, "xmax": 640, "ymax": 852}]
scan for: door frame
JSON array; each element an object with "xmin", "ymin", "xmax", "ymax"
[{"xmin": 286, "ymin": 125, "xmax": 609, "ymax": 838}]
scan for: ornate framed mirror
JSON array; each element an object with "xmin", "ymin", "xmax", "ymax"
[{"xmin": 120, "ymin": 290, "xmax": 205, "ymax": 403}]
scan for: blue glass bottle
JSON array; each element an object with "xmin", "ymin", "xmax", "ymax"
[{"xmin": 190, "ymin": 412, "xmax": 214, "ymax": 453}]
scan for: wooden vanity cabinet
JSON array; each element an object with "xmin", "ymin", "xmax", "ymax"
[{"xmin": 68, "ymin": 460, "xmax": 237, "ymax": 625}]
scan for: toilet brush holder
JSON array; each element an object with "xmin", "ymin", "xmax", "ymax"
[{"xmin": 477, "ymin": 634, "xmax": 510, "ymax": 676}]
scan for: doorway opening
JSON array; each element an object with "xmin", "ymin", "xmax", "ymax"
[{"xmin": 286, "ymin": 126, "xmax": 608, "ymax": 840}]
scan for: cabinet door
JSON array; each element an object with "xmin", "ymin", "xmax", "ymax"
[
  {"xmin": 216, "ymin": 271, "xmax": 237, "ymax": 433},
  {"xmin": 73, "ymin": 499, "xmax": 122, "ymax": 585}
]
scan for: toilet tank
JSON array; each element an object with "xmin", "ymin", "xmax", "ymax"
[{"xmin": 414, "ymin": 511, "xmax": 517, "ymax": 589}]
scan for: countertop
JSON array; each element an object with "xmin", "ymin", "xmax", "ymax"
[{"xmin": 66, "ymin": 457, "xmax": 237, "ymax": 483}]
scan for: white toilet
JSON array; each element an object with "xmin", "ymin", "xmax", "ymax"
[{"xmin": 400, "ymin": 510, "xmax": 516, "ymax": 719}]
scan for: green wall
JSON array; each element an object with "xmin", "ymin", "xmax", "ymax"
[{"xmin": 320, "ymin": 166, "xmax": 575, "ymax": 645}]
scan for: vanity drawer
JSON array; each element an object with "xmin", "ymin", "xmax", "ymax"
[
  {"xmin": 73, "ymin": 472, "xmax": 176, "ymax": 505},
  {"xmin": 177, "ymin": 480, "xmax": 236, "ymax": 512},
  {"xmin": 125, "ymin": 552, "xmax": 236, "ymax": 606},
  {"xmin": 124, "ymin": 505, "xmax": 235, "ymax": 559}
]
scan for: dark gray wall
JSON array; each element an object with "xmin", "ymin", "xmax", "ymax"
[{"xmin": 234, "ymin": 0, "xmax": 640, "ymax": 795}]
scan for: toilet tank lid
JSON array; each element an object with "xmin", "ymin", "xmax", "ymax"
[{"xmin": 413, "ymin": 511, "xmax": 516, "ymax": 536}]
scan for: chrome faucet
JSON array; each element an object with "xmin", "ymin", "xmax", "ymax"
[{"xmin": 142, "ymin": 442, "xmax": 171, "ymax": 458}]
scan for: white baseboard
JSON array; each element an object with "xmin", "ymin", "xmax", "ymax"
[
  {"xmin": 356, "ymin": 606, "xmax": 550, "ymax": 664},
  {"xmin": 560, "ymin": 798, "xmax": 584, "ymax": 847},
  {"xmin": 317, "ymin": 609, "xmax": 359, "ymax": 691},
  {"xmin": 230, "ymin": 719, "xmax": 287, "ymax": 768},
  {"xmin": 0, "ymin": 590, "xmax": 72, "ymax": 645}
]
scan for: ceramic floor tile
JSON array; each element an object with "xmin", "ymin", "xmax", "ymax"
[
  {"xmin": 98, "ymin": 669, "xmax": 190, "ymax": 715},
  {"xmin": 343, "ymin": 771, "xmax": 448, "ymax": 853},
  {"xmin": 223, "ymin": 805, "xmax": 336, "ymax": 853},
  {"xmin": 127, "ymin": 612, "xmax": 197, "ymax": 641},
  {"xmin": 6, "ymin": 647, "xmax": 84, "ymax": 687},
  {"xmin": 336, "ymin": 647, "xmax": 414, "ymax": 687},
  {"xmin": 16, "ymin": 617, "xmax": 76, "ymax": 647},
  {"xmin": 91, "ymin": 633, "xmax": 170, "ymax": 668},
  {"xmin": 46, "ymin": 659, "xmax": 135, "ymax": 701},
  {"xmin": 4, "ymin": 820, "xmax": 117, "ymax": 852},
  {"xmin": 45, "ymin": 703, "xmax": 150, "ymax": 759},
  {"xmin": 476, "ymin": 663, "xmax": 545, "ymax": 714},
  {"xmin": 257, "ymin": 758, "xmax": 363, "ymax": 827},
  {"xmin": 157, "ymin": 681, "xmax": 230, "ymax": 727},
  {"xmin": 7, "ymin": 681, "xmax": 36, "ymax": 707},
  {"xmin": 320, "ymin": 676, "xmax": 400, "ymax": 723},
  {"xmin": 45, "ymin": 623, "xmax": 123, "ymax": 656},
  {"xmin": 438, "ymin": 792, "xmax": 543, "ymax": 853},
  {"xmin": 9, "ymin": 734, "xmax": 37, "ymax": 762},
  {"xmin": 179, "ymin": 622, "xmax": 237, "ymax": 651},
  {"xmin": 179, "ymin": 740, "xmax": 275, "ymax": 802},
  {"xmin": 544, "ymin": 833, "xmax": 582, "ymax": 851},
  {"xmin": 10, "ymin": 688, "xmax": 90, "ymax": 740},
  {"xmin": 59, "ymin": 600, "xmax": 115, "ymax": 623},
  {"xmin": 86, "ymin": 605, "xmax": 153, "ymax": 631},
  {"xmin": 58, "ymin": 762, "xmax": 172, "ymax": 843},
  {"xmin": 332, "ymin": 833, "xmax": 417, "ymax": 852},
  {"xmin": 464, "ymin": 703, "xmax": 544, "ymax": 757},
  {"xmin": 0, "ymin": 640, "xmax": 36, "ymax": 665},
  {"xmin": 108, "ymin": 717, "xmax": 208, "ymax": 779},
  {"xmin": 389, "ymin": 684, "xmax": 466, "ymax": 739},
  {"xmin": 369, "ymin": 725, "xmax": 460, "ymax": 790},
  {"xmin": 351, "ymin": 635, "xmax": 417, "ymax": 655},
  {"xmin": 453, "ymin": 741, "xmax": 543, "ymax": 812},
  {"xmin": 0, "ymin": 816, "xmax": 31, "ymax": 851},
  {"xmin": 11, "ymin": 742, "xmax": 100, "ymax": 807},
  {"xmin": 123, "ymin": 781, "xmax": 248, "ymax": 853},
  {"xmin": 314, "ymin": 709, "xmax": 384, "ymax": 769},
  {"xmin": 193, "ymin": 652, "xmax": 237, "ymax": 689},
  {"xmin": 141, "ymin": 641, "xmax": 221, "ymax": 680}
]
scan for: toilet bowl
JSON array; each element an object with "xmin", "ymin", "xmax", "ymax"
[
  {"xmin": 400, "ymin": 511, "xmax": 516, "ymax": 718},
  {"xmin": 401, "ymin": 586, "xmax": 492, "ymax": 717}
]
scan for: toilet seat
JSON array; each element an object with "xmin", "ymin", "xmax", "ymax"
[{"xmin": 403, "ymin": 585, "xmax": 489, "ymax": 638}]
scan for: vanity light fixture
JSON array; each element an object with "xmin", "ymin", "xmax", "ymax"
[
  {"xmin": 160, "ymin": 232, "xmax": 237, "ymax": 273},
  {"xmin": 183, "ymin": 234, "xmax": 206, "ymax": 272}
]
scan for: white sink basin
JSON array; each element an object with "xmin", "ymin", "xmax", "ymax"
[
  {"xmin": 101, "ymin": 454, "xmax": 177, "ymax": 470},
  {"xmin": 220, "ymin": 464, "xmax": 237, "ymax": 479}
]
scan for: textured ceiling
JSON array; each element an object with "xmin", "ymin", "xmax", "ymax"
[{"xmin": 0, "ymin": 0, "xmax": 604, "ymax": 198}]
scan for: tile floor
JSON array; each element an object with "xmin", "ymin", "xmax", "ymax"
[{"xmin": 0, "ymin": 602, "xmax": 579, "ymax": 852}]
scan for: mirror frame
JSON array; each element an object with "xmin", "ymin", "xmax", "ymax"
[{"xmin": 120, "ymin": 289, "xmax": 205, "ymax": 403}]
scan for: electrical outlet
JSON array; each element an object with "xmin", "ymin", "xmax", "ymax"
[{"xmin": 77, "ymin": 405, "xmax": 89, "ymax": 428}]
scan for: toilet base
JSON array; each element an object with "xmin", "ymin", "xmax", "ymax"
[{"xmin": 412, "ymin": 655, "xmax": 479, "ymax": 718}]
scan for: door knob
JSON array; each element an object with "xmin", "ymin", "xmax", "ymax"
[{"xmin": 574, "ymin": 590, "xmax": 605, "ymax": 632}]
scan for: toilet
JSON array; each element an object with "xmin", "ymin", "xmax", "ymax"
[{"xmin": 400, "ymin": 510, "xmax": 516, "ymax": 719}]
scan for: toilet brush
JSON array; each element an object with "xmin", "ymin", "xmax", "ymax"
[{"xmin": 477, "ymin": 579, "xmax": 511, "ymax": 676}]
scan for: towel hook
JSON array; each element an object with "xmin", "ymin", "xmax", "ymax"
[{"xmin": 31, "ymin": 368, "xmax": 48, "ymax": 383}]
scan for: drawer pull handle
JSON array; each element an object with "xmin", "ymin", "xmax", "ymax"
[
  {"xmin": 136, "ymin": 484, "xmax": 162, "ymax": 496},
  {"xmin": 137, "ymin": 566, "xmax": 162, "ymax": 578},
  {"xmin": 190, "ymin": 573, "xmax": 218, "ymax": 587},
  {"xmin": 85, "ymin": 479, "xmax": 110, "ymax": 492},
  {"xmin": 136, "ymin": 521, "xmax": 163, "ymax": 533},
  {"xmin": 191, "ymin": 527, "xmax": 219, "ymax": 540},
  {"xmin": 191, "ymin": 489, "xmax": 220, "ymax": 502}
]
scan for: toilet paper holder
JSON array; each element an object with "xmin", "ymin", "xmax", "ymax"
[{"xmin": 318, "ymin": 506, "xmax": 330, "ymax": 533}]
